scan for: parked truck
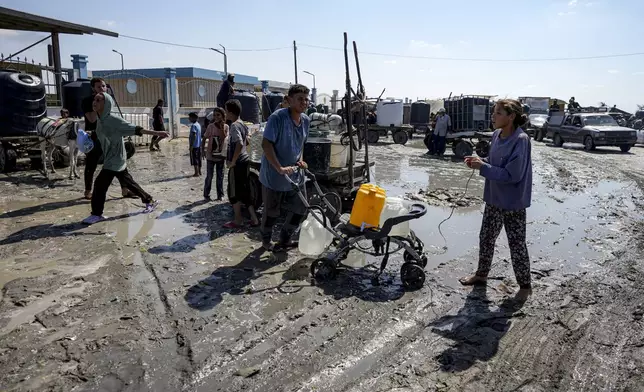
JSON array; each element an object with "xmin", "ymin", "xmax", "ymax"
[{"xmin": 545, "ymin": 111, "xmax": 637, "ymax": 152}]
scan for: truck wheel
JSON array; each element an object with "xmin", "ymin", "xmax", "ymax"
[
  {"xmin": 620, "ymin": 145, "xmax": 632, "ymax": 153},
  {"xmin": 393, "ymin": 130, "xmax": 409, "ymax": 145},
  {"xmin": 583, "ymin": 136, "xmax": 596, "ymax": 151},
  {"xmin": 453, "ymin": 140, "xmax": 473, "ymax": 158},
  {"xmin": 475, "ymin": 140, "xmax": 490, "ymax": 158},
  {"xmin": 534, "ymin": 129, "xmax": 543, "ymax": 142},
  {"xmin": 367, "ymin": 130, "xmax": 380, "ymax": 144},
  {"xmin": 553, "ymin": 133, "xmax": 564, "ymax": 147}
]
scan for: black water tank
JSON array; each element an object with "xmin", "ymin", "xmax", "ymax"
[
  {"xmin": 62, "ymin": 78, "xmax": 92, "ymax": 118},
  {"xmin": 262, "ymin": 91, "xmax": 284, "ymax": 120},
  {"xmin": 0, "ymin": 70, "xmax": 47, "ymax": 137},
  {"xmin": 410, "ymin": 101, "xmax": 431, "ymax": 125},
  {"xmin": 231, "ymin": 91, "xmax": 260, "ymax": 124}
]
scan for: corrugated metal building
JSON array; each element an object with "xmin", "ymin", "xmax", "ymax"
[{"xmin": 90, "ymin": 67, "xmax": 259, "ymax": 108}]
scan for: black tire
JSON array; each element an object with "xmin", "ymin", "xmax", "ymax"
[
  {"xmin": 453, "ymin": 140, "xmax": 474, "ymax": 158},
  {"xmin": 534, "ymin": 129, "xmax": 544, "ymax": 142},
  {"xmin": 403, "ymin": 250, "xmax": 428, "ymax": 268},
  {"xmin": 553, "ymin": 133, "xmax": 564, "ymax": 147},
  {"xmin": 125, "ymin": 140, "xmax": 136, "ymax": 159},
  {"xmin": 583, "ymin": 136, "xmax": 595, "ymax": 151},
  {"xmin": 475, "ymin": 140, "xmax": 490, "ymax": 158},
  {"xmin": 0, "ymin": 143, "xmax": 6, "ymax": 173},
  {"xmin": 620, "ymin": 145, "xmax": 632, "ymax": 153},
  {"xmin": 392, "ymin": 130, "xmax": 409, "ymax": 145},
  {"xmin": 307, "ymin": 183, "xmax": 342, "ymax": 225},
  {"xmin": 311, "ymin": 258, "xmax": 337, "ymax": 281},
  {"xmin": 367, "ymin": 130, "xmax": 380, "ymax": 144},
  {"xmin": 400, "ymin": 263, "xmax": 425, "ymax": 291}
]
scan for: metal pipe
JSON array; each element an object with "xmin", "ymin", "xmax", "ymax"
[
  {"xmin": 1, "ymin": 35, "xmax": 52, "ymax": 64},
  {"xmin": 52, "ymin": 33, "xmax": 62, "ymax": 105},
  {"xmin": 112, "ymin": 49, "xmax": 124, "ymax": 70},
  {"xmin": 343, "ymin": 33, "xmax": 354, "ymax": 190},
  {"xmin": 353, "ymin": 41, "xmax": 370, "ymax": 183},
  {"xmin": 293, "ymin": 41, "xmax": 298, "ymax": 84},
  {"xmin": 303, "ymin": 70, "xmax": 316, "ymax": 88}
]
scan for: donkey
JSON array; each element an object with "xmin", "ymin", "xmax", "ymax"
[{"xmin": 36, "ymin": 117, "xmax": 81, "ymax": 180}]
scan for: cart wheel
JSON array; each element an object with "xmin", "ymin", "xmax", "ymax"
[
  {"xmin": 367, "ymin": 130, "xmax": 380, "ymax": 144},
  {"xmin": 475, "ymin": 140, "xmax": 490, "ymax": 158},
  {"xmin": 403, "ymin": 250, "xmax": 428, "ymax": 268},
  {"xmin": 393, "ymin": 130, "xmax": 409, "ymax": 145},
  {"xmin": 400, "ymin": 263, "xmax": 425, "ymax": 291},
  {"xmin": 453, "ymin": 140, "xmax": 473, "ymax": 158},
  {"xmin": 307, "ymin": 184, "xmax": 342, "ymax": 224},
  {"xmin": 311, "ymin": 258, "xmax": 337, "ymax": 281}
]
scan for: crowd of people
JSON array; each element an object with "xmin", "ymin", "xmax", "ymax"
[{"xmin": 78, "ymin": 78, "xmax": 533, "ymax": 296}]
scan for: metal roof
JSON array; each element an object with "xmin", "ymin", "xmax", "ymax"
[{"xmin": 0, "ymin": 6, "xmax": 118, "ymax": 37}]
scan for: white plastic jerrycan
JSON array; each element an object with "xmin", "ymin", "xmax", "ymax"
[
  {"xmin": 298, "ymin": 211, "xmax": 333, "ymax": 256},
  {"xmin": 379, "ymin": 197, "xmax": 411, "ymax": 237}
]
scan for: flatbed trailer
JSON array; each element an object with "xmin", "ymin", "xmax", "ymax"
[{"xmin": 362, "ymin": 124, "xmax": 415, "ymax": 145}]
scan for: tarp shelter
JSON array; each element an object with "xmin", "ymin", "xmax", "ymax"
[{"xmin": 0, "ymin": 6, "xmax": 118, "ymax": 102}]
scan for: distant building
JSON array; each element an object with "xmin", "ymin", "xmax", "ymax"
[
  {"xmin": 91, "ymin": 67, "xmax": 259, "ymax": 108},
  {"xmin": 261, "ymin": 80, "xmax": 291, "ymax": 95}
]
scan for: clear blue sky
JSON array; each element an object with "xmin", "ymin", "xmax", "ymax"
[{"xmin": 2, "ymin": 0, "xmax": 643, "ymax": 111}]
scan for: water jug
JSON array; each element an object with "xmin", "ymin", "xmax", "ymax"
[
  {"xmin": 298, "ymin": 211, "xmax": 333, "ymax": 256},
  {"xmin": 379, "ymin": 197, "xmax": 410, "ymax": 237},
  {"xmin": 349, "ymin": 184, "xmax": 386, "ymax": 230}
]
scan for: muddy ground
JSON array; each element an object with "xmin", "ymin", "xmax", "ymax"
[{"xmin": 1, "ymin": 137, "xmax": 644, "ymax": 392}]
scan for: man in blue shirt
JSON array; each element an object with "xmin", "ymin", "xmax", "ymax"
[
  {"xmin": 188, "ymin": 112, "xmax": 202, "ymax": 177},
  {"xmin": 260, "ymin": 84, "xmax": 311, "ymax": 252}
]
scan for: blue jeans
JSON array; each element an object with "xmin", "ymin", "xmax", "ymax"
[
  {"xmin": 204, "ymin": 159, "xmax": 225, "ymax": 199},
  {"xmin": 433, "ymin": 135, "xmax": 446, "ymax": 155}
]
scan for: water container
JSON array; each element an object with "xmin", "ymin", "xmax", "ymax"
[
  {"xmin": 379, "ymin": 197, "xmax": 410, "ymax": 237},
  {"xmin": 62, "ymin": 78, "xmax": 92, "ymax": 118},
  {"xmin": 262, "ymin": 91, "xmax": 284, "ymax": 121},
  {"xmin": 444, "ymin": 96, "xmax": 491, "ymax": 132},
  {"xmin": 231, "ymin": 91, "xmax": 260, "ymax": 124},
  {"xmin": 0, "ymin": 70, "xmax": 47, "ymax": 137},
  {"xmin": 303, "ymin": 138, "xmax": 331, "ymax": 173},
  {"xmin": 349, "ymin": 184, "xmax": 386, "ymax": 229},
  {"xmin": 298, "ymin": 211, "xmax": 333, "ymax": 256},
  {"xmin": 329, "ymin": 138, "xmax": 348, "ymax": 168},
  {"xmin": 376, "ymin": 99, "xmax": 404, "ymax": 127},
  {"xmin": 410, "ymin": 101, "xmax": 431, "ymax": 125}
]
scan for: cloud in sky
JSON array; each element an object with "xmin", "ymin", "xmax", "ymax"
[
  {"xmin": 558, "ymin": 11, "xmax": 576, "ymax": 16},
  {"xmin": 100, "ymin": 20, "xmax": 116, "ymax": 27},
  {"xmin": 409, "ymin": 40, "xmax": 442, "ymax": 50},
  {"xmin": 568, "ymin": 0, "xmax": 578, "ymax": 7},
  {"xmin": 607, "ymin": 69, "xmax": 619, "ymax": 74},
  {"xmin": 383, "ymin": 60, "xmax": 397, "ymax": 65}
]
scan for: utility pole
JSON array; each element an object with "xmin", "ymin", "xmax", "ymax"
[
  {"xmin": 210, "ymin": 45, "xmax": 227, "ymax": 78},
  {"xmin": 293, "ymin": 40, "xmax": 298, "ymax": 84}
]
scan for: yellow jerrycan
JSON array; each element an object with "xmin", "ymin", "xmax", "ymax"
[{"xmin": 349, "ymin": 184, "xmax": 386, "ymax": 229}]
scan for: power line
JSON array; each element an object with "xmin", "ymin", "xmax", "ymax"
[
  {"xmin": 119, "ymin": 34, "xmax": 290, "ymax": 52},
  {"xmin": 299, "ymin": 43, "xmax": 644, "ymax": 62}
]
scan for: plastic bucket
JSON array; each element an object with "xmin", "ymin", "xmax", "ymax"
[
  {"xmin": 303, "ymin": 137, "xmax": 331, "ymax": 173},
  {"xmin": 330, "ymin": 141, "xmax": 348, "ymax": 168}
]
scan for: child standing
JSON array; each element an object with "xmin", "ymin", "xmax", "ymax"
[
  {"xmin": 224, "ymin": 99, "xmax": 259, "ymax": 229},
  {"xmin": 188, "ymin": 112, "xmax": 202, "ymax": 177},
  {"xmin": 202, "ymin": 107, "xmax": 228, "ymax": 201},
  {"xmin": 82, "ymin": 93, "xmax": 168, "ymax": 225}
]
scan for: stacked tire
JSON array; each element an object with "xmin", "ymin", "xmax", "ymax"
[{"xmin": 0, "ymin": 70, "xmax": 47, "ymax": 172}]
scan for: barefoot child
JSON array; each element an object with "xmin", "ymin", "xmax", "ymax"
[
  {"xmin": 188, "ymin": 112, "xmax": 202, "ymax": 177},
  {"xmin": 82, "ymin": 93, "xmax": 169, "ymax": 225}
]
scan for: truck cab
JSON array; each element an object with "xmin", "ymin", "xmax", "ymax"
[{"xmin": 546, "ymin": 112, "xmax": 637, "ymax": 153}]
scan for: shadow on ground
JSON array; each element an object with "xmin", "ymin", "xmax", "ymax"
[{"xmin": 429, "ymin": 285, "xmax": 527, "ymax": 372}]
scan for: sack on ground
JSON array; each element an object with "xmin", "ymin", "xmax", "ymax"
[{"xmin": 77, "ymin": 129, "xmax": 94, "ymax": 154}]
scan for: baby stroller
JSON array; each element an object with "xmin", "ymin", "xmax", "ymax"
[{"xmin": 285, "ymin": 168, "xmax": 429, "ymax": 291}]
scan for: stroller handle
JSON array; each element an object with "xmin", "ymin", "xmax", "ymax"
[
  {"xmin": 282, "ymin": 166, "xmax": 312, "ymax": 189},
  {"xmin": 366, "ymin": 203, "xmax": 427, "ymax": 240}
]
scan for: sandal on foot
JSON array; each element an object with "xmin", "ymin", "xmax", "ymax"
[
  {"xmin": 223, "ymin": 221, "xmax": 242, "ymax": 229},
  {"xmin": 458, "ymin": 275, "xmax": 487, "ymax": 286}
]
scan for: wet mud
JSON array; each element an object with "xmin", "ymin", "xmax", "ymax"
[{"xmin": 1, "ymin": 138, "xmax": 644, "ymax": 391}]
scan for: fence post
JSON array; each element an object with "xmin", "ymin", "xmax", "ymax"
[{"xmin": 164, "ymin": 67, "xmax": 179, "ymax": 138}]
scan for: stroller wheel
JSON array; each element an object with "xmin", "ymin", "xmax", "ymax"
[
  {"xmin": 403, "ymin": 250, "xmax": 428, "ymax": 268},
  {"xmin": 400, "ymin": 263, "xmax": 425, "ymax": 291},
  {"xmin": 311, "ymin": 258, "xmax": 337, "ymax": 281}
]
